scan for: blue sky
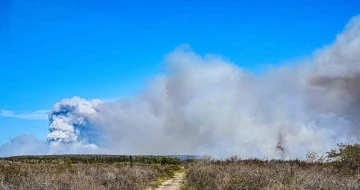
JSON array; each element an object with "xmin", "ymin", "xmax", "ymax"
[{"xmin": 0, "ymin": 0, "xmax": 359, "ymax": 145}]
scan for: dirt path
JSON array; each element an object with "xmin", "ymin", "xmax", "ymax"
[{"xmin": 153, "ymin": 171, "xmax": 185, "ymax": 190}]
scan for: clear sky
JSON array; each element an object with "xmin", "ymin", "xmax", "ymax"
[{"xmin": 0, "ymin": 0, "xmax": 359, "ymax": 146}]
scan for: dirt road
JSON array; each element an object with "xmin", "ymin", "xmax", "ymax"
[{"xmin": 153, "ymin": 171, "xmax": 184, "ymax": 190}]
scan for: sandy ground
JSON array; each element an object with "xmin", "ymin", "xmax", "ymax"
[{"xmin": 153, "ymin": 171, "xmax": 184, "ymax": 190}]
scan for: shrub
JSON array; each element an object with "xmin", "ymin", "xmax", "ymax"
[
  {"xmin": 327, "ymin": 143, "xmax": 360, "ymax": 175},
  {"xmin": 0, "ymin": 161, "xmax": 181, "ymax": 190},
  {"xmin": 183, "ymin": 159, "xmax": 360, "ymax": 190},
  {"xmin": 305, "ymin": 151, "xmax": 326, "ymax": 163}
]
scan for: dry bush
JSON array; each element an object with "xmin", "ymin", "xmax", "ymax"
[
  {"xmin": 183, "ymin": 160, "xmax": 360, "ymax": 190},
  {"xmin": 0, "ymin": 161, "xmax": 180, "ymax": 190}
]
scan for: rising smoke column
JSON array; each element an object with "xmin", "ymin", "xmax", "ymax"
[
  {"xmin": 2, "ymin": 15, "xmax": 358, "ymax": 159},
  {"xmin": 44, "ymin": 16, "xmax": 360, "ymax": 159},
  {"xmin": 47, "ymin": 97, "xmax": 103, "ymax": 149}
]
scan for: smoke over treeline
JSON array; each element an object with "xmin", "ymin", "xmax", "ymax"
[{"xmin": 1, "ymin": 16, "xmax": 360, "ymax": 159}]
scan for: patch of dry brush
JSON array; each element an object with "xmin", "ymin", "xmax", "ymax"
[
  {"xmin": 0, "ymin": 161, "xmax": 180, "ymax": 190},
  {"xmin": 183, "ymin": 158, "xmax": 360, "ymax": 190}
]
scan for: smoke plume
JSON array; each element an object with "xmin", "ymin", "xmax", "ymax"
[
  {"xmin": 1, "ymin": 16, "xmax": 360, "ymax": 159},
  {"xmin": 47, "ymin": 97, "xmax": 103, "ymax": 148}
]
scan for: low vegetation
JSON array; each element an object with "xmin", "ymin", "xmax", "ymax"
[
  {"xmin": 182, "ymin": 144, "xmax": 360, "ymax": 190},
  {"xmin": 183, "ymin": 159, "xmax": 360, "ymax": 189},
  {"xmin": 1, "ymin": 154, "xmax": 181, "ymax": 165},
  {"xmin": 0, "ymin": 155, "xmax": 181, "ymax": 190},
  {"xmin": 3, "ymin": 144, "xmax": 360, "ymax": 189}
]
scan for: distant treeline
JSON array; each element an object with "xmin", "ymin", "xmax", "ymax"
[{"xmin": 0, "ymin": 154, "xmax": 195, "ymax": 165}]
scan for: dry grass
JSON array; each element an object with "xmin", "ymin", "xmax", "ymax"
[
  {"xmin": 182, "ymin": 159, "xmax": 360, "ymax": 190},
  {"xmin": 0, "ymin": 160, "xmax": 180, "ymax": 190}
]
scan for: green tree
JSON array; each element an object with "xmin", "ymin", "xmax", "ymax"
[{"xmin": 327, "ymin": 143, "xmax": 360, "ymax": 174}]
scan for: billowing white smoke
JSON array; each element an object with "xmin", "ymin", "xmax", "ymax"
[
  {"xmin": 1, "ymin": 16, "xmax": 360, "ymax": 159},
  {"xmin": 47, "ymin": 97, "xmax": 103, "ymax": 149}
]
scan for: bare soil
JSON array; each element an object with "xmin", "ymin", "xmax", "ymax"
[{"xmin": 153, "ymin": 171, "xmax": 184, "ymax": 190}]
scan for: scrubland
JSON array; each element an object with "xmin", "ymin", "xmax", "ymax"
[
  {"xmin": 182, "ymin": 144, "xmax": 360, "ymax": 190},
  {"xmin": 0, "ymin": 155, "xmax": 181, "ymax": 190},
  {"xmin": 2, "ymin": 144, "xmax": 360, "ymax": 190},
  {"xmin": 183, "ymin": 159, "xmax": 360, "ymax": 190}
]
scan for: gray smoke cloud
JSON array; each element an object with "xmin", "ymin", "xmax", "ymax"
[
  {"xmin": 1, "ymin": 16, "xmax": 360, "ymax": 159},
  {"xmin": 0, "ymin": 135, "xmax": 48, "ymax": 156}
]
